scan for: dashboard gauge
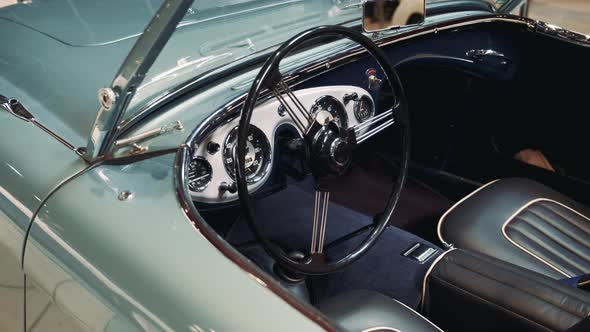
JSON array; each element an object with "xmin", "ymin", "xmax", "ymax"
[
  {"xmin": 354, "ymin": 95, "xmax": 374, "ymax": 123},
  {"xmin": 188, "ymin": 157, "xmax": 212, "ymax": 192},
  {"xmin": 310, "ymin": 96, "xmax": 348, "ymax": 128},
  {"xmin": 223, "ymin": 125, "xmax": 271, "ymax": 184}
]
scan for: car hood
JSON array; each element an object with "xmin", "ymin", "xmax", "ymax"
[
  {"xmin": 0, "ymin": 0, "xmax": 363, "ymax": 151},
  {"xmin": 0, "ymin": 0, "xmax": 168, "ymax": 46}
]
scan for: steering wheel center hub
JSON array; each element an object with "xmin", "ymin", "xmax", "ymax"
[
  {"xmin": 310, "ymin": 122, "xmax": 353, "ymax": 176},
  {"xmin": 330, "ymin": 138, "xmax": 351, "ymax": 166}
]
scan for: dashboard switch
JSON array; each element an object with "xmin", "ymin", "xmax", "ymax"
[
  {"xmin": 343, "ymin": 92, "xmax": 359, "ymax": 105},
  {"xmin": 207, "ymin": 141, "xmax": 221, "ymax": 155},
  {"xmin": 219, "ymin": 181, "xmax": 237, "ymax": 194}
]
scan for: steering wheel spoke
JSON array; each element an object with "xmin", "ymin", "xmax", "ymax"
[
  {"xmin": 311, "ymin": 189, "xmax": 330, "ymax": 255},
  {"xmin": 272, "ymin": 80, "xmax": 313, "ymax": 134}
]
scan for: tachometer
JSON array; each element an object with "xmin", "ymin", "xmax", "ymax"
[
  {"xmin": 310, "ymin": 96, "xmax": 348, "ymax": 128},
  {"xmin": 188, "ymin": 157, "xmax": 212, "ymax": 192},
  {"xmin": 223, "ymin": 125, "xmax": 271, "ymax": 184}
]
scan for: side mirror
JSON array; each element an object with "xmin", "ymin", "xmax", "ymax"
[{"xmin": 362, "ymin": 0, "xmax": 426, "ymax": 33}]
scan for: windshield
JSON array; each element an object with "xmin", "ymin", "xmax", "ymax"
[
  {"xmin": 125, "ymin": 0, "xmax": 363, "ymax": 122},
  {"xmin": 123, "ymin": 0, "xmax": 505, "ymax": 124}
]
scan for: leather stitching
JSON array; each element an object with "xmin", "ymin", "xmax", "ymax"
[
  {"xmin": 501, "ymin": 198, "xmax": 585, "ymax": 277},
  {"xmin": 505, "ymin": 200, "xmax": 590, "ymax": 275},
  {"xmin": 538, "ymin": 203, "xmax": 590, "ymax": 237},
  {"xmin": 507, "ymin": 226, "xmax": 582, "ymax": 276},
  {"xmin": 513, "ymin": 214, "xmax": 590, "ymax": 267},
  {"xmin": 527, "ymin": 207, "xmax": 590, "ymax": 248}
]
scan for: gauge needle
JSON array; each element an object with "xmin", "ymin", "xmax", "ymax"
[{"xmin": 193, "ymin": 173, "xmax": 210, "ymax": 181}]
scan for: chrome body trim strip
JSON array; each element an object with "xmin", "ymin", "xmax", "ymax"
[
  {"xmin": 174, "ymin": 146, "xmax": 337, "ymax": 331},
  {"xmin": 420, "ymin": 248, "xmax": 457, "ymax": 313},
  {"xmin": 21, "ymin": 161, "xmax": 103, "ymax": 267},
  {"xmin": 500, "ymin": 198, "xmax": 590, "ymax": 278},
  {"xmin": 436, "ymin": 179, "xmax": 500, "ymax": 247}
]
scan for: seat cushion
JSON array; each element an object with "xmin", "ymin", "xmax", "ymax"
[
  {"xmin": 317, "ymin": 290, "xmax": 442, "ymax": 332},
  {"xmin": 438, "ymin": 178, "xmax": 590, "ymax": 279}
]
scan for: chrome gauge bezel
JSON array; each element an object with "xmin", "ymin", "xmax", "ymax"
[
  {"xmin": 222, "ymin": 124, "xmax": 272, "ymax": 184},
  {"xmin": 187, "ymin": 156, "xmax": 212, "ymax": 192},
  {"xmin": 354, "ymin": 95, "xmax": 375, "ymax": 123},
  {"xmin": 310, "ymin": 95, "xmax": 349, "ymax": 128}
]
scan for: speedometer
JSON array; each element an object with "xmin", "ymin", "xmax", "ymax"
[{"xmin": 223, "ymin": 125, "xmax": 271, "ymax": 184}]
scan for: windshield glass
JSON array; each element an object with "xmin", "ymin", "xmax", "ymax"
[
  {"xmin": 124, "ymin": 0, "xmax": 502, "ymax": 123},
  {"xmin": 125, "ymin": 0, "xmax": 363, "ymax": 121}
]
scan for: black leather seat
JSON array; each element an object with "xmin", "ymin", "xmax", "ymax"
[
  {"xmin": 318, "ymin": 290, "xmax": 442, "ymax": 332},
  {"xmin": 438, "ymin": 178, "xmax": 590, "ymax": 279}
]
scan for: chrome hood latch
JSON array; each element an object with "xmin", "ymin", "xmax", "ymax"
[{"xmin": 1, "ymin": 94, "xmax": 77, "ymax": 152}]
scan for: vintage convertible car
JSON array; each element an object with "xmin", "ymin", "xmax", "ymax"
[{"xmin": 1, "ymin": 0, "xmax": 590, "ymax": 331}]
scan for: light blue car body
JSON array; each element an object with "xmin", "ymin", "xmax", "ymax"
[{"xmin": 0, "ymin": 0, "xmax": 529, "ymax": 331}]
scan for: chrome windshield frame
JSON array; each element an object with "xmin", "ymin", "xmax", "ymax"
[{"xmin": 84, "ymin": 0, "xmax": 195, "ymax": 162}]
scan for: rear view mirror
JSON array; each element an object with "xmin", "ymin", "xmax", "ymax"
[{"xmin": 363, "ymin": 0, "xmax": 426, "ymax": 32}]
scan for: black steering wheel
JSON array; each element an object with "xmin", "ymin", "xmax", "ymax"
[{"xmin": 237, "ymin": 25, "xmax": 410, "ymax": 275}]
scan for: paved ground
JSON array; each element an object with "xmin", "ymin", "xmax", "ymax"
[
  {"xmin": 529, "ymin": 0, "xmax": 590, "ymax": 34},
  {"xmin": 0, "ymin": 0, "xmax": 15, "ymax": 8}
]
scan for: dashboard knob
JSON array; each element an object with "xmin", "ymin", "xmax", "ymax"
[
  {"xmin": 207, "ymin": 141, "xmax": 221, "ymax": 155},
  {"xmin": 219, "ymin": 181, "xmax": 237, "ymax": 194},
  {"xmin": 343, "ymin": 92, "xmax": 359, "ymax": 105}
]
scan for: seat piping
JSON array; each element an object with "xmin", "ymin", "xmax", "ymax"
[
  {"xmin": 436, "ymin": 179, "xmax": 500, "ymax": 247},
  {"xmin": 501, "ymin": 198, "xmax": 590, "ymax": 278}
]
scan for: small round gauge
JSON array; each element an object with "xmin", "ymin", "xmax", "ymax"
[
  {"xmin": 354, "ymin": 95, "xmax": 375, "ymax": 123},
  {"xmin": 310, "ymin": 96, "xmax": 348, "ymax": 128},
  {"xmin": 223, "ymin": 125, "xmax": 271, "ymax": 184},
  {"xmin": 188, "ymin": 157, "xmax": 212, "ymax": 192}
]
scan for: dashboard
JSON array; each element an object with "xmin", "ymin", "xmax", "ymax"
[{"xmin": 189, "ymin": 85, "xmax": 376, "ymax": 204}]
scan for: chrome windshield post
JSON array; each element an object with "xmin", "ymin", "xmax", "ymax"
[{"xmin": 84, "ymin": 0, "xmax": 195, "ymax": 162}]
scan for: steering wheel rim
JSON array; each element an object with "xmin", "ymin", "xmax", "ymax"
[{"xmin": 237, "ymin": 25, "xmax": 411, "ymax": 275}]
